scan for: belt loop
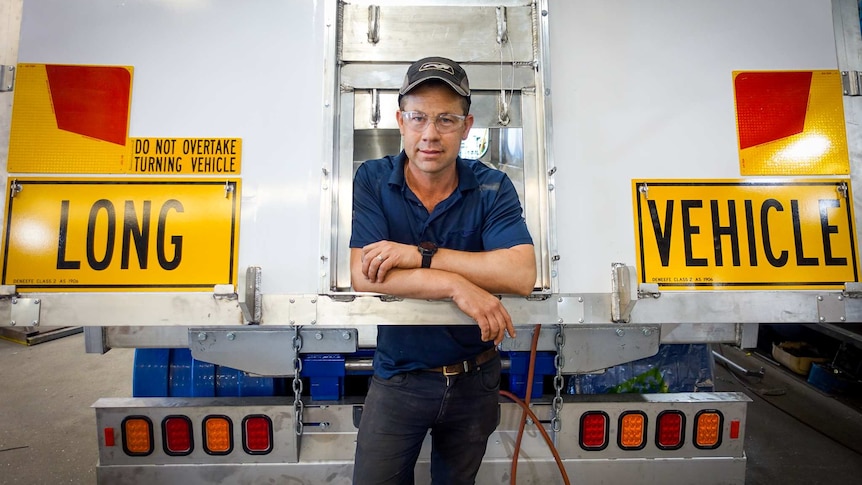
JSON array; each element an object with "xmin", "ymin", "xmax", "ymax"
[{"xmin": 463, "ymin": 361, "xmax": 469, "ymax": 373}]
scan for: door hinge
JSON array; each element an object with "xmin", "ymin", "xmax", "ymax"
[
  {"xmin": 842, "ymin": 70, "xmax": 862, "ymax": 96},
  {"xmin": 0, "ymin": 65, "xmax": 15, "ymax": 92}
]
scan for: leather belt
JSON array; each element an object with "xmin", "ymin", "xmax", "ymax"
[{"xmin": 425, "ymin": 347, "xmax": 498, "ymax": 376}]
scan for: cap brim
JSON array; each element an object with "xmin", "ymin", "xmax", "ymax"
[{"xmin": 399, "ymin": 73, "xmax": 469, "ymax": 97}]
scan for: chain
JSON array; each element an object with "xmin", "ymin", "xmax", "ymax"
[
  {"xmin": 292, "ymin": 325, "xmax": 304, "ymax": 436},
  {"xmin": 551, "ymin": 323, "xmax": 565, "ymax": 433}
]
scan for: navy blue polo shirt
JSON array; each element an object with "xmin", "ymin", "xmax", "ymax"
[{"xmin": 350, "ymin": 151, "xmax": 533, "ymax": 378}]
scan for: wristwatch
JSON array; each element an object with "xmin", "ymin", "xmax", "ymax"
[{"xmin": 418, "ymin": 241, "xmax": 438, "ymax": 268}]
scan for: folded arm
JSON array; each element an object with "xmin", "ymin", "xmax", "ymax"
[
  {"xmin": 351, "ymin": 243, "xmax": 536, "ymax": 344},
  {"xmin": 357, "ymin": 242, "xmax": 536, "ymax": 296}
]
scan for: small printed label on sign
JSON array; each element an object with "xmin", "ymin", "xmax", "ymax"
[
  {"xmin": 129, "ymin": 138, "xmax": 242, "ymax": 174},
  {"xmin": 2, "ymin": 178, "xmax": 240, "ymax": 292},
  {"xmin": 633, "ymin": 180, "xmax": 859, "ymax": 290}
]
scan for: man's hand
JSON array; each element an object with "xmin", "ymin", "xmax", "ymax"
[
  {"xmin": 360, "ymin": 241, "xmax": 420, "ymax": 283},
  {"xmin": 352, "ymin": 247, "xmax": 518, "ymax": 344},
  {"xmin": 451, "ymin": 280, "xmax": 517, "ymax": 345}
]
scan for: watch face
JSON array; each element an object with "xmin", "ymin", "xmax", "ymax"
[{"xmin": 419, "ymin": 241, "xmax": 438, "ymax": 253}]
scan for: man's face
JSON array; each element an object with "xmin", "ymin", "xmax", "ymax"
[{"xmin": 397, "ymin": 83, "xmax": 474, "ymax": 177}]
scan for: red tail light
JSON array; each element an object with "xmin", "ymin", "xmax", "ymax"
[
  {"xmin": 162, "ymin": 416, "xmax": 193, "ymax": 456},
  {"xmin": 579, "ymin": 411, "xmax": 609, "ymax": 450},
  {"xmin": 656, "ymin": 410, "xmax": 685, "ymax": 450},
  {"xmin": 242, "ymin": 415, "xmax": 273, "ymax": 455}
]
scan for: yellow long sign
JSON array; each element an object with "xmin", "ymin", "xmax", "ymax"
[
  {"xmin": 633, "ymin": 180, "xmax": 859, "ymax": 290},
  {"xmin": 2, "ymin": 178, "xmax": 240, "ymax": 292}
]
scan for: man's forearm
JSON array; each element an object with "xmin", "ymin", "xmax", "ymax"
[
  {"xmin": 352, "ymin": 265, "xmax": 471, "ymax": 300},
  {"xmin": 350, "ymin": 248, "xmax": 521, "ymax": 343},
  {"xmin": 430, "ymin": 244, "xmax": 536, "ymax": 295},
  {"xmin": 356, "ymin": 243, "xmax": 537, "ymax": 295}
]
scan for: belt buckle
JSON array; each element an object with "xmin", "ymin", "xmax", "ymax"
[{"xmin": 442, "ymin": 361, "xmax": 469, "ymax": 376}]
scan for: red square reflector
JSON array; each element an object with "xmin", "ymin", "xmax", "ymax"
[
  {"xmin": 104, "ymin": 427, "xmax": 115, "ymax": 447},
  {"xmin": 163, "ymin": 416, "xmax": 193, "ymax": 455},
  {"xmin": 730, "ymin": 420, "xmax": 740, "ymax": 439},
  {"xmin": 243, "ymin": 415, "xmax": 273, "ymax": 454},
  {"xmin": 579, "ymin": 412, "xmax": 609, "ymax": 450},
  {"xmin": 656, "ymin": 411, "xmax": 685, "ymax": 450}
]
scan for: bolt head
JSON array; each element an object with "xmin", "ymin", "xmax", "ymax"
[
  {"xmin": 197, "ymin": 332, "xmax": 207, "ymax": 341},
  {"xmin": 342, "ymin": 332, "xmax": 351, "ymax": 340},
  {"xmin": 315, "ymin": 332, "xmax": 324, "ymax": 340},
  {"xmin": 226, "ymin": 332, "xmax": 236, "ymax": 341}
]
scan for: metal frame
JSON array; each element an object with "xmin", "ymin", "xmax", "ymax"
[
  {"xmin": 0, "ymin": 0, "xmax": 23, "ymax": 222},
  {"xmin": 320, "ymin": 0, "xmax": 556, "ymax": 294},
  {"xmin": 13, "ymin": 288, "xmax": 862, "ymax": 326}
]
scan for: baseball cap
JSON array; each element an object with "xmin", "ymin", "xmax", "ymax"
[{"xmin": 399, "ymin": 56, "xmax": 471, "ymax": 100}]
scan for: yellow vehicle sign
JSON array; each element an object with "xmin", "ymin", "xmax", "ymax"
[
  {"xmin": 633, "ymin": 180, "xmax": 859, "ymax": 290},
  {"xmin": 2, "ymin": 178, "xmax": 240, "ymax": 292}
]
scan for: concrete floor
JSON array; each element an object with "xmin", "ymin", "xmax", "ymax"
[
  {"xmin": 0, "ymin": 331, "xmax": 132, "ymax": 484},
  {"xmin": 713, "ymin": 345, "xmax": 862, "ymax": 484},
  {"xmin": 1, "ymin": 333, "xmax": 861, "ymax": 484}
]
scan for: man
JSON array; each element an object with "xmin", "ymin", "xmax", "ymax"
[{"xmin": 350, "ymin": 56, "xmax": 536, "ymax": 484}]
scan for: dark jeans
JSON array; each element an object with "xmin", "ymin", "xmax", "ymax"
[{"xmin": 352, "ymin": 356, "xmax": 501, "ymax": 485}]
